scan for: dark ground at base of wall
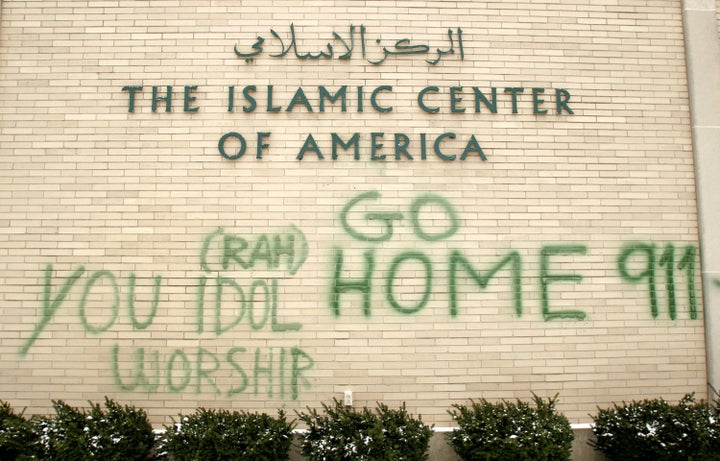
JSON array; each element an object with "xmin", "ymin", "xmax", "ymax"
[{"xmin": 287, "ymin": 427, "xmax": 610, "ymax": 461}]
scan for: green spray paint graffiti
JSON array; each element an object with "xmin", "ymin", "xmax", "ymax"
[
  {"xmin": 618, "ymin": 242, "xmax": 698, "ymax": 320},
  {"xmin": 18, "ymin": 192, "xmax": 700, "ymax": 399},
  {"xmin": 20, "ymin": 226, "xmax": 313, "ymax": 399},
  {"xmin": 199, "ymin": 225, "xmax": 307, "ymax": 274},
  {"xmin": 20, "ymin": 266, "xmax": 164, "ymax": 356},
  {"xmin": 112, "ymin": 344, "xmax": 313, "ymax": 399},
  {"xmin": 339, "ymin": 191, "xmax": 459, "ymax": 242},
  {"xmin": 331, "ymin": 191, "xmax": 699, "ymax": 321}
]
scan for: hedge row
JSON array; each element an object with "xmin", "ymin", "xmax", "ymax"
[{"xmin": 0, "ymin": 393, "xmax": 718, "ymax": 460}]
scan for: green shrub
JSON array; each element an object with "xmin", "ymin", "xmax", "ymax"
[
  {"xmin": 31, "ymin": 400, "xmax": 86, "ymax": 460},
  {"xmin": 447, "ymin": 394, "xmax": 573, "ymax": 461},
  {"xmin": 158, "ymin": 408, "xmax": 294, "ymax": 461},
  {"xmin": 0, "ymin": 400, "xmax": 36, "ymax": 461},
  {"xmin": 298, "ymin": 399, "xmax": 433, "ymax": 461},
  {"xmin": 590, "ymin": 393, "xmax": 720, "ymax": 461},
  {"xmin": 31, "ymin": 398, "xmax": 154, "ymax": 461},
  {"xmin": 375, "ymin": 402, "xmax": 434, "ymax": 460}
]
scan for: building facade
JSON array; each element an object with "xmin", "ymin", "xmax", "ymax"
[{"xmin": 1, "ymin": 0, "xmax": 719, "ymax": 440}]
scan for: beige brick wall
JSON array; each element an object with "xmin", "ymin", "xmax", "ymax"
[{"xmin": 0, "ymin": 0, "xmax": 706, "ymax": 427}]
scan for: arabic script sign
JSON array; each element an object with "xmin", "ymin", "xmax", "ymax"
[
  {"xmin": 234, "ymin": 23, "xmax": 464, "ymax": 65},
  {"xmin": 119, "ymin": 24, "xmax": 578, "ymax": 162}
]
